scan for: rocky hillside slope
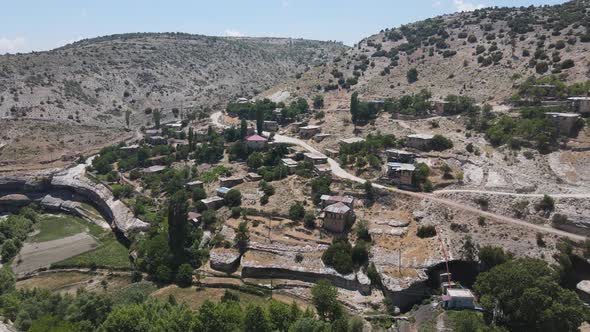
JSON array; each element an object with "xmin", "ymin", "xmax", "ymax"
[
  {"xmin": 267, "ymin": 0, "xmax": 590, "ymax": 103},
  {"xmin": 0, "ymin": 33, "xmax": 346, "ymax": 128}
]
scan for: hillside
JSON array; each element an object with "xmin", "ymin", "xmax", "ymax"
[
  {"xmin": 0, "ymin": 33, "xmax": 346, "ymax": 128},
  {"xmin": 264, "ymin": 0, "xmax": 590, "ymax": 103}
]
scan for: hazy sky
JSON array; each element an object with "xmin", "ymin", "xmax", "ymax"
[{"xmin": 0, "ymin": 0, "xmax": 566, "ymax": 53}]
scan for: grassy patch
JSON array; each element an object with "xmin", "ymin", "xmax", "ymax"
[
  {"xmin": 30, "ymin": 214, "xmax": 87, "ymax": 243},
  {"xmin": 52, "ymin": 237, "xmax": 130, "ymax": 269},
  {"xmin": 150, "ymin": 285, "xmax": 269, "ymax": 311}
]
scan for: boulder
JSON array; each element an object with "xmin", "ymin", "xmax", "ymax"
[{"xmin": 209, "ymin": 248, "xmax": 241, "ymax": 273}]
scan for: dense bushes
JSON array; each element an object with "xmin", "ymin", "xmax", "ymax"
[
  {"xmin": 416, "ymin": 225, "xmax": 436, "ymax": 238},
  {"xmin": 321, "ymin": 238, "xmax": 369, "ymax": 275}
]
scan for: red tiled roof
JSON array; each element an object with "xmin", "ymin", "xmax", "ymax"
[{"xmin": 246, "ymin": 134, "xmax": 268, "ymax": 142}]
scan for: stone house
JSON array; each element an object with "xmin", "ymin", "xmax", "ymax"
[
  {"xmin": 219, "ymin": 176, "xmax": 244, "ymax": 188},
  {"xmin": 545, "ymin": 112, "xmax": 580, "ymax": 134},
  {"xmin": 299, "ymin": 125, "xmax": 321, "ymax": 138},
  {"xmin": 201, "ymin": 196, "xmax": 224, "ymax": 209},
  {"xmin": 304, "ymin": 152, "xmax": 328, "ymax": 165},
  {"xmin": 245, "ymin": 134, "xmax": 268, "ymax": 150},
  {"xmin": 147, "ymin": 135, "xmax": 167, "ymax": 145},
  {"xmin": 443, "ymin": 289, "xmax": 476, "ymax": 310},
  {"xmin": 320, "ymin": 195, "xmax": 354, "ymax": 208},
  {"xmin": 405, "ymin": 134, "xmax": 434, "ymax": 150},
  {"xmin": 569, "ymin": 97, "xmax": 590, "ymax": 114},
  {"xmin": 263, "ymin": 121, "xmax": 279, "ymax": 132},
  {"xmin": 386, "ymin": 149, "xmax": 416, "ymax": 163},
  {"xmin": 185, "ymin": 180, "xmax": 204, "ymax": 190},
  {"xmin": 322, "ymin": 202, "xmax": 354, "ymax": 233},
  {"xmin": 386, "ymin": 162, "xmax": 415, "ymax": 186},
  {"xmin": 281, "ymin": 158, "xmax": 299, "ymax": 174}
]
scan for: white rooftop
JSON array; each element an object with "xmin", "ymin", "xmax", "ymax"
[
  {"xmin": 300, "ymin": 125, "xmax": 321, "ymax": 130},
  {"xmin": 340, "ymin": 137, "xmax": 365, "ymax": 144},
  {"xmin": 545, "ymin": 112, "xmax": 581, "ymax": 118},
  {"xmin": 407, "ymin": 133, "xmax": 434, "ymax": 140},
  {"xmin": 446, "ymin": 288, "xmax": 475, "ymax": 298},
  {"xmin": 386, "ymin": 149, "xmax": 415, "ymax": 155},
  {"xmin": 281, "ymin": 158, "xmax": 298, "ymax": 166},
  {"xmin": 387, "ymin": 162, "xmax": 416, "ymax": 171},
  {"xmin": 304, "ymin": 152, "xmax": 328, "ymax": 159},
  {"xmin": 568, "ymin": 97, "xmax": 590, "ymax": 101}
]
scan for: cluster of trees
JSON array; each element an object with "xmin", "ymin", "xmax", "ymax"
[
  {"xmin": 349, "ymin": 92, "xmax": 380, "ymax": 125},
  {"xmin": 514, "ymin": 76, "xmax": 590, "ymax": 102},
  {"xmin": 385, "ymin": 89, "xmax": 432, "ymax": 116},
  {"xmin": 321, "ymin": 238, "xmax": 369, "ymax": 275},
  {"xmin": 310, "ymin": 176, "xmax": 332, "ymax": 205},
  {"xmin": 0, "ymin": 261, "xmax": 360, "ymax": 332},
  {"xmin": 0, "ymin": 206, "xmax": 37, "ymax": 263},
  {"xmin": 339, "ymin": 132, "xmax": 396, "ymax": 170},
  {"xmin": 225, "ymin": 97, "xmax": 310, "ymax": 124}
]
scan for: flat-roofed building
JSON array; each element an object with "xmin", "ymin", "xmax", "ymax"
[
  {"xmin": 406, "ymin": 134, "xmax": 434, "ymax": 150},
  {"xmin": 147, "ymin": 136, "xmax": 167, "ymax": 145},
  {"xmin": 299, "ymin": 125, "xmax": 321, "ymax": 138},
  {"xmin": 216, "ymin": 187, "xmax": 231, "ymax": 197},
  {"xmin": 142, "ymin": 165, "xmax": 166, "ymax": 175},
  {"xmin": 281, "ymin": 158, "xmax": 298, "ymax": 174},
  {"xmin": 386, "ymin": 162, "xmax": 415, "ymax": 186},
  {"xmin": 120, "ymin": 144, "xmax": 140, "ymax": 156},
  {"xmin": 568, "ymin": 97, "xmax": 590, "ymax": 114},
  {"xmin": 339, "ymin": 137, "xmax": 365, "ymax": 146},
  {"xmin": 263, "ymin": 121, "xmax": 279, "ymax": 132},
  {"xmin": 443, "ymin": 288, "xmax": 476, "ymax": 310},
  {"xmin": 185, "ymin": 180, "xmax": 204, "ymax": 190},
  {"xmin": 219, "ymin": 176, "xmax": 244, "ymax": 188},
  {"xmin": 545, "ymin": 112, "xmax": 581, "ymax": 134},
  {"xmin": 201, "ymin": 196, "xmax": 224, "ymax": 209},
  {"xmin": 386, "ymin": 149, "xmax": 416, "ymax": 163},
  {"xmin": 304, "ymin": 152, "xmax": 328, "ymax": 165}
]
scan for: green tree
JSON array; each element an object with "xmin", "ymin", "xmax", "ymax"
[
  {"xmin": 0, "ymin": 266, "xmax": 15, "ymax": 295},
  {"xmin": 268, "ymin": 300, "xmax": 295, "ymax": 332},
  {"xmin": 256, "ymin": 108, "xmax": 264, "ymax": 135},
  {"xmin": 313, "ymin": 95, "xmax": 325, "ymax": 109},
  {"xmin": 28, "ymin": 316, "xmax": 78, "ymax": 332},
  {"xmin": 474, "ymin": 258, "xmax": 588, "ymax": 332},
  {"xmin": 350, "ymin": 92, "xmax": 359, "ymax": 125},
  {"xmin": 240, "ymin": 119, "xmax": 248, "ymax": 139},
  {"xmin": 289, "ymin": 202, "xmax": 305, "ymax": 221},
  {"xmin": 311, "ymin": 280, "xmax": 343, "ymax": 322},
  {"xmin": 192, "ymin": 187, "xmax": 206, "ymax": 201},
  {"xmin": 364, "ymin": 180, "xmax": 374, "ymax": 201},
  {"xmin": 224, "ymin": 189, "xmax": 242, "ymax": 207},
  {"xmin": 536, "ymin": 194, "xmax": 555, "ymax": 214},
  {"xmin": 1, "ymin": 239, "xmax": 18, "ymax": 263},
  {"xmin": 201, "ymin": 209, "xmax": 217, "ymax": 229},
  {"xmin": 478, "ymin": 246, "xmax": 512, "ymax": 270},
  {"xmin": 175, "ymin": 263, "xmax": 193, "ymax": 287},
  {"xmin": 247, "ymin": 152, "xmax": 264, "ymax": 169},
  {"xmin": 153, "ymin": 109, "xmax": 161, "ymax": 129},
  {"xmin": 235, "ymin": 221, "xmax": 249, "ymax": 254},
  {"xmin": 167, "ymin": 191, "xmax": 188, "ymax": 264},
  {"xmin": 407, "ymin": 68, "xmax": 418, "ymax": 83},
  {"xmin": 244, "ymin": 304, "xmax": 271, "ymax": 332}
]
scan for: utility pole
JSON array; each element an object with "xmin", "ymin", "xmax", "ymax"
[{"xmin": 398, "ymin": 247, "xmax": 401, "ymax": 274}]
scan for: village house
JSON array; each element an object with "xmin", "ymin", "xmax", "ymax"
[
  {"xmin": 339, "ymin": 137, "xmax": 365, "ymax": 147},
  {"xmin": 443, "ymin": 288, "xmax": 476, "ymax": 310},
  {"xmin": 433, "ymin": 101, "xmax": 448, "ymax": 115},
  {"xmin": 299, "ymin": 125, "xmax": 322, "ymax": 138},
  {"xmin": 201, "ymin": 196, "xmax": 224, "ymax": 209},
  {"xmin": 216, "ymin": 187, "xmax": 231, "ymax": 197},
  {"xmin": 304, "ymin": 152, "xmax": 328, "ymax": 165},
  {"xmin": 322, "ymin": 202, "xmax": 355, "ymax": 233},
  {"xmin": 386, "ymin": 149, "xmax": 416, "ymax": 163},
  {"xmin": 245, "ymin": 134, "xmax": 268, "ymax": 150},
  {"xmin": 314, "ymin": 133, "xmax": 331, "ymax": 143},
  {"xmin": 386, "ymin": 162, "xmax": 415, "ymax": 186},
  {"xmin": 237, "ymin": 97, "xmax": 249, "ymax": 104},
  {"xmin": 142, "ymin": 165, "xmax": 166, "ymax": 175},
  {"xmin": 324, "ymin": 148, "xmax": 339, "ymax": 158},
  {"xmin": 169, "ymin": 139, "xmax": 189, "ymax": 149},
  {"xmin": 263, "ymin": 120, "xmax": 279, "ymax": 132},
  {"xmin": 185, "ymin": 180, "xmax": 204, "ymax": 190},
  {"xmin": 405, "ymin": 134, "xmax": 434, "ymax": 150},
  {"xmin": 219, "ymin": 176, "xmax": 244, "ymax": 188},
  {"xmin": 569, "ymin": 97, "xmax": 590, "ymax": 114},
  {"xmin": 545, "ymin": 112, "xmax": 581, "ymax": 134},
  {"xmin": 145, "ymin": 129, "xmax": 160, "ymax": 137},
  {"xmin": 281, "ymin": 158, "xmax": 299, "ymax": 174},
  {"xmin": 320, "ymin": 195, "xmax": 354, "ymax": 208},
  {"xmin": 246, "ymin": 173, "xmax": 262, "ymax": 181},
  {"xmin": 165, "ymin": 122, "xmax": 183, "ymax": 129},
  {"xmin": 272, "ymin": 108, "xmax": 283, "ymax": 118},
  {"xmin": 314, "ymin": 164, "xmax": 331, "ymax": 176},
  {"xmin": 187, "ymin": 212, "xmax": 201, "ymax": 225},
  {"xmin": 120, "ymin": 144, "xmax": 139, "ymax": 156},
  {"xmin": 148, "ymin": 155, "xmax": 166, "ymax": 165},
  {"xmin": 147, "ymin": 135, "xmax": 167, "ymax": 145}
]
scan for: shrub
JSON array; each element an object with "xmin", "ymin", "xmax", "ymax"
[
  {"xmin": 230, "ymin": 207, "xmax": 241, "ymax": 218},
  {"xmin": 475, "ymin": 196, "xmax": 489, "ymax": 210},
  {"xmin": 536, "ymin": 194, "xmax": 555, "ymax": 213},
  {"xmin": 430, "ymin": 134, "xmax": 453, "ymax": 151},
  {"xmin": 224, "ymin": 189, "xmax": 242, "ymax": 207},
  {"xmin": 112, "ymin": 185, "xmax": 133, "ymax": 199},
  {"xmin": 535, "ymin": 61, "xmax": 549, "ymax": 74},
  {"xmin": 351, "ymin": 242, "xmax": 369, "ymax": 267},
  {"xmin": 561, "ymin": 59, "xmax": 575, "ymax": 69},
  {"xmin": 552, "ymin": 213, "xmax": 568, "ymax": 226},
  {"xmin": 175, "ymin": 264, "xmax": 193, "ymax": 287},
  {"xmin": 417, "ymin": 225, "xmax": 436, "ymax": 238},
  {"xmin": 467, "ymin": 35, "xmax": 477, "ymax": 43},
  {"xmin": 406, "ymin": 68, "xmax": 418, "ymax": 83},
  {"xmin": 192, "ymin": 187, "xmax": 206, "ymax": 201},
  {"xmin": 322, "ymin": 240, "xmax": 354, "ymax": 274},
  {"xmin": 289, "ymin": 202, "xmax": 305, "ymax": 221},
  {"xmin": 303, "ymin": 212, "xmax": 315, "ymax": 229}
]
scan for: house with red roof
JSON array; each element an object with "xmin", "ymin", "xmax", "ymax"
[{"xmin": 245, "ymin": 134, "xmax": 268, "ymax": 150}]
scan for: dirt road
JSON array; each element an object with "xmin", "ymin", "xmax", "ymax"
[
  {"xmin": 211, "ymin": 112, "xmax": 586, "ymax": 241},
  {"xmin": 12, "ymin": 233, "xmax": 98, "ymax": 275},
  {"xmin": 434, "ymin": 189, "xmax": 590, "ymax": 199}
]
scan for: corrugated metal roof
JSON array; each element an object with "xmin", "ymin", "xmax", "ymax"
[
  {"xmin": 324, "ymin": 202, "xmax": 351, "ymax": 214},
  {"xmin": 407, "ymin": 133, "xmax": 434, "ymax": 140},
  {"xmin": 320, "ymin": 195, "xmax": 354, "ymax": 205},
  {"xmin": 387, "ymin": 163, "xmax": 416, "ymax": 171}
]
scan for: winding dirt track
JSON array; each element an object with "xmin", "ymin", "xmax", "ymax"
[{"xmin": 211, "ymin": 111, "xmax": 586, "ymax": 241}]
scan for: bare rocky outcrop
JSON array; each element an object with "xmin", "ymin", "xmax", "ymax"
[
  {"xmin": 0, "ymin": 162, "xmax": 148, "ymax": 238},
  {"xmin": 209, "ymin": 248, "xmax": 242, "ymax": 274}
]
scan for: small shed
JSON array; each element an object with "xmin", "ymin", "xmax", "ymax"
[
  {"xmin": 386, "ymin": 149, "xmax": 417, "ymax": 163},
  {"xmin": 216, "ymin": 187, "xmax": 231, "ymax": 197},
  {"xmin": 443, "ymin": 289, "xmax": 476, "ymax": 310},
  {"xmin": 569, "ymin": 97, "xmax": 590, "ymax": 114},
  {"xmin": 339, "ymin": 137, "xmax": 365, "ymax": 146}
]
